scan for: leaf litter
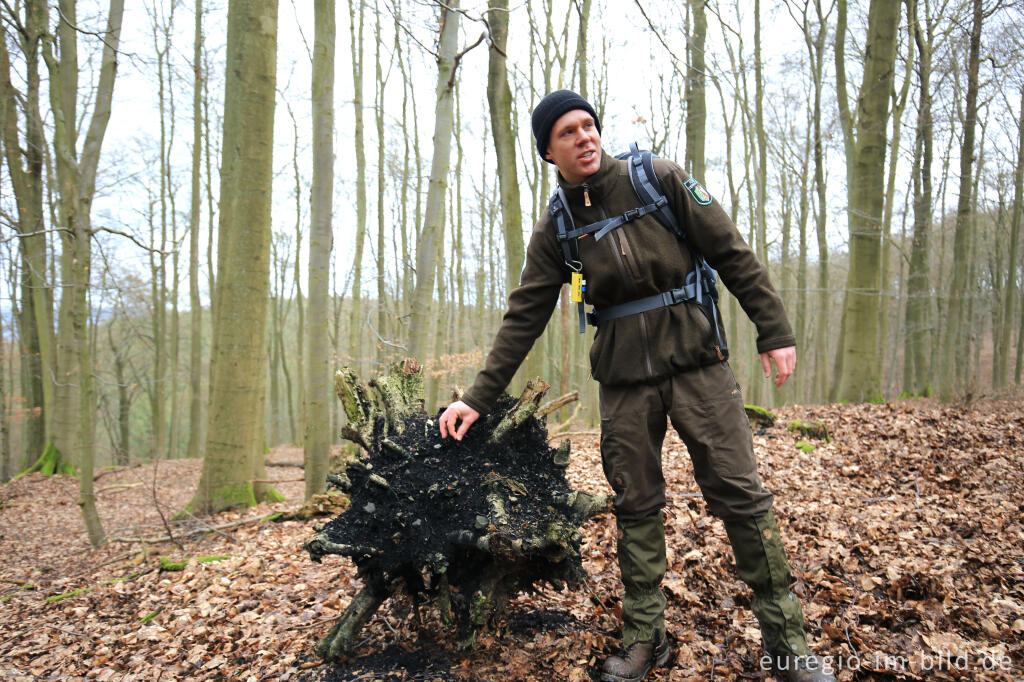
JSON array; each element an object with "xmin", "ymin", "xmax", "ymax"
[{"xmin": 1, "ymin": 396, "xmax": 1022, "ymax": 680}]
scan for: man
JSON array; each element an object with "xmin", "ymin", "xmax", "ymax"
[{"xmin": 439, "ymin": 90, "xmax": 835, "ymax": 682}]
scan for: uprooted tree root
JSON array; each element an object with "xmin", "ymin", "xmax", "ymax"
[{"xmin": 303, "ymin": 360, "xmax": 610, "ymax": 661}]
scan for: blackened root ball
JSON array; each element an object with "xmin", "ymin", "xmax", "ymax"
[{"xmin": 303, "ymin": 360, "xmax": 610, "ymax": 660}]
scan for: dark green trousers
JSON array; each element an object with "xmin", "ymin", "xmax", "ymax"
[{"xmin": 601, "ymin": 361, "xmax": 808, "ymax": 654}]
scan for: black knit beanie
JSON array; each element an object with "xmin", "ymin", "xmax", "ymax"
[{"xmin": 531, "ymin": 89, "xmax": 601, "ymax": 163}]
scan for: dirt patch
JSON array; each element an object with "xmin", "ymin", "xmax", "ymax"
[{"xmin": 298, "ymin": 641, "xmax": 458, "ymax": 681}]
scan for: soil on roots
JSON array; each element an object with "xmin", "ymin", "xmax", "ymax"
[{"xmin": 319, "ymin": 395, "xmax": 576, "ymax": 585}]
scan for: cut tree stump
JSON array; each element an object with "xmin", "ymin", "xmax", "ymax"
[{"xmin": 303, "ymin": 360, "xmax": 610, "ymax": 659}]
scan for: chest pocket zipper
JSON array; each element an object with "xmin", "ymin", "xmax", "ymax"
[{"xmin": 613, "ymin": 230, "xmax": 641, "ymax": 283}]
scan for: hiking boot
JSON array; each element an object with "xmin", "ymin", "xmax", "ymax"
[
  {"xmin": 600, "ymin": 632, "xmax": 671, "ymax": 682},
  {"xmin": 770, "ymin": 654, "xmax": 837, "ymax": 681}
]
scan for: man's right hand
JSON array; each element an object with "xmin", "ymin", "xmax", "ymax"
[{"xmin": 439, "ymin": 400, "xmax": 480, "ymax": 441}]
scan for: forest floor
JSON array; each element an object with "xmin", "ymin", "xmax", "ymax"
[{"xmin": 1, "ymin": 395, "xmax": 1023, "ymax": 681}]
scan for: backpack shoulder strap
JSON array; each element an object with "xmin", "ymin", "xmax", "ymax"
[
  {"xmin": 548, "ymin": 186, "xmax": 580, "ymax": 268},
  {"xmin": 548, "ymin": 187, "xmax": 587, "ymax": 333},
  {"xmin": 623, "ymin": 142, "xmax": 684, "ymax": 241}
]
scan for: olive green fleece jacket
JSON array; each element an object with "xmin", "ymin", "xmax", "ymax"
[{"xmin": 461, "ymin": 149, "xmax": 795, "ymax": 416}]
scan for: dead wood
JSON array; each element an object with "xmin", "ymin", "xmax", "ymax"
[
  {"xmin": 106, "ymin": 514, "xmax": 271, "ymax": 545},
  {"xmin": 94, "ymin": 482, "xmax": 143, "ymax": 495},
  {"xmin": 537, "ymin": 390, "xmax": 580, "ymax": 419},
  {"xmin": 303, "ymin": 361, "xmax": 610, "ymax": 659}
]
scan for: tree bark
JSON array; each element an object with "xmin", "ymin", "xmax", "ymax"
[
  {"xmin": 487, "ymin": 0, "xmax": 524, "ymax": 298},
  {"xmin": 348, "ymin": 0, "xmax": 367, "ymax": 374},
  {"xmin": 834, "ymin": 0, "xmax": 900, "ymax": 403},
  {"xmin": 374, "ymin": 0, "xmax": 388, "ymax": 366},
  {"xmin": 877, "ymin": 12, "xmax": 914, "ymax": 393},
  {"xmin": 938, "ymin": 0, "xmax": 982, "ymax": 398},
  {"xmin": 191, "ymin": 0, "xmax": 280, "ymax": 514},
  {"xmin": 187, "ymin": 0, "xmax": 205, "ymax": 461},
  {"xmin": 685, "ymin": 0, "xmax": 707, "ymax": 180},
  {"xmin": 0, "ymin": 1, "xmax": 53, "ymax": 462},
  {"xmin": 42, "ymin": 0, "xmax": 125, "ymax": 546},
  {"xmin": 904, "ymin": 0, "xmax": 933, "ymax": 396},
  {"xmin": 997, "ymin": 87, "xmax": 1023, "ymax": 388},
  {"xmin": 292, "ymin": 116, "xmax": 305, "ymax": 445},
  {"xmin": 305, "ymin": 0, "xmax": 335, "ymax": 500},
  {"xmin": 409, "ymin": 3, "xmax": 461, "ymax": 359}
]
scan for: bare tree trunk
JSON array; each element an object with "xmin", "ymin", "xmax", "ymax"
[
  {"xmin": 348, "ymin": 0, "xmax": 367, "ymax": 372},
  {"xmin": 685, "ymin": 0, "xmax": 706, "ymax": 180},
  {"xmin": 833, "ymin": 0, "xmax": 900, "ymax": 403},
  {"xmin": 187, "ymin": 0, "xmax": 204, "ymax": 460},
  {"xmin": 150, "ymin": 1, "xmax": 173, "ymax": 461},
  {"xmin": 574, "ymin": 0, "xmax": 592, "ymax": 98},
  {"xmin": 486, "ymin": 0, "xmax": 523, "ymax": 297},
  {"xmin": 374, "ymin": 0, "xmax": 388, "ymax": 365},
  {"xmin": 996, "ymin": 88, "xmax": 1023, "ymax": 389},
  {"xmin": 808, "ymin": 0, "xmax": 833, "ymax": 402},
  {"xmin": 753, "ymin": 0, "xmax": 767, "ymax": 268},
  {"xmin": 0, "ymin": 300, "xmax": 9, "ymax": 480},
  {"xmin": 203, "ymin": 42, "xmax": 216, "ymax": 327},
  {"xmin": 794, "ymin": 112, "xmax": 811, "ymax": 401},
  {"xmin": 938, "ymin": 0, "xmax": 982, "ymax": 398},
  {"xmin": 191, "ymin": 0, "xmax": 281, "ymax": 514},
  {"xmin": 1, "ymin": 1, "xmax": 53, "ymax": 462},
  {"xmin": 1017, "ymin": 276, "xmax": 1024, "ymax": 384},
  {"xmin": 305, "ymin": 0, "xmax": 335, "ymax": 500},
  {"xmin": 396, "ymin": 10, "xmax": 413, "ymax": 304},
  {"xmin": 409, "ymin": 3, "xmax": 462, "ymax": 359},
  {"xmin": 292, "ymin": 119, "xmax": 305, "ymax": 446},
  {"xmin": 163, "ymin": 8, "xmax": 181, "ymax": 459},
  {"xmin": 41, "ymin": 0, "xmax": 125, "ymax": 546},
  {"xmin": 877, "ymin": 15, "xmax": 914, "ymax": 391},
  {"xmin": 904, "ymin": 0, "xmax": 933, "ymax": 396},
  {"xmin": 269, "ymin": 266, "xmax": 282, "ymax": 446},
  {"xmin": 110, "ymin": 326, "xmax": 132, "ymax": 466}
]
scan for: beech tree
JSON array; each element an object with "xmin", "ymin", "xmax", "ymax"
[
  {"xmin": 833, "ymin": 0, "xmax": 902, "ymax": 403},
  {"xmin": 408, "ymin": 2, "xmax": 469, "ymax": 358},
  {"xmin": 191, "ymin": 0, "xmax": 282, "ymax": 514},
  {"xmin": 305, "ymin": 0, "xmax": 336, "ymax": 500},
  {"xmin": 42, "ymin": 0, "xmax": 126, "ymax": 546}
]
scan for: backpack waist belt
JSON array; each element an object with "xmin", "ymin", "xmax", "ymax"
[
  {"xmin": 586, "ymin": 285, "xmax": 700, "ymax": 326},
  {"xmin": 586, "ymin": 261, "xmax": 728, "ymax": 354}
]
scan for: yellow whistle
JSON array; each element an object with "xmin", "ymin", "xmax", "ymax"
[{"xmin": 570, "ymin": 272, "xmax": 585, "ymax": 303}]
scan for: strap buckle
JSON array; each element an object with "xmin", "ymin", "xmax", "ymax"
[{"xmin": 622, "ymin": 207, "xmax": 641, "ymax": 222}]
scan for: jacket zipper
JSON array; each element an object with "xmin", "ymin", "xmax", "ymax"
[
  {"xmin": 600, "ymin": 204, "xmax": 655, "ymax": 379},
  {"xmin": 638, "ymin": 312, "xmax": 654, "ymax": 378}
]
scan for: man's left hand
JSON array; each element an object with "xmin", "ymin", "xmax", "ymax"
[{"xmin": 760, "ymin": 346, "xmax": 796, "ymax": 387}]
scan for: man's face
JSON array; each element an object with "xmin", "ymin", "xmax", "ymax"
[{"xmin": 544, "ymin": 109, "xmax": 601, "ymax": 184}]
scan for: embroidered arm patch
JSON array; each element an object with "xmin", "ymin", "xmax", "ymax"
[{"xmin": 683, "ymin": 176, "xmax": 713, "ymax": 206}]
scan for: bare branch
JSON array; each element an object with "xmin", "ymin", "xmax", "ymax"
[
  {"xmin": 537, "ymin": 391, "xmax": 581, "ymax": 419},
  {"xmin": 93, "ymin": 226, "xmax": 173, "ymax": 255},
  {"xmin": 0, "ymin": 227, "xmax": 72, "ymax": 243},
  {"xmin": 367, "ymin": 308, "xmax": 408, "ymax": 351},
  {"xmin": 55, "ymin": 5, "xmax": 133, "ymax": 58},
  {"xmin": 382, "ymin": 0, "xmax": 437, "ymax": 58},
  {"xmin": 632, "ymin": 0, "xmax": 686, "ymax": 80},
  {"xmin": 105, "ymin": 514, "xmax": 270, "ymax": 545},
  {"xmin": 448, "ymin": 31, "xmax": 485, "ymax": 88}
]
